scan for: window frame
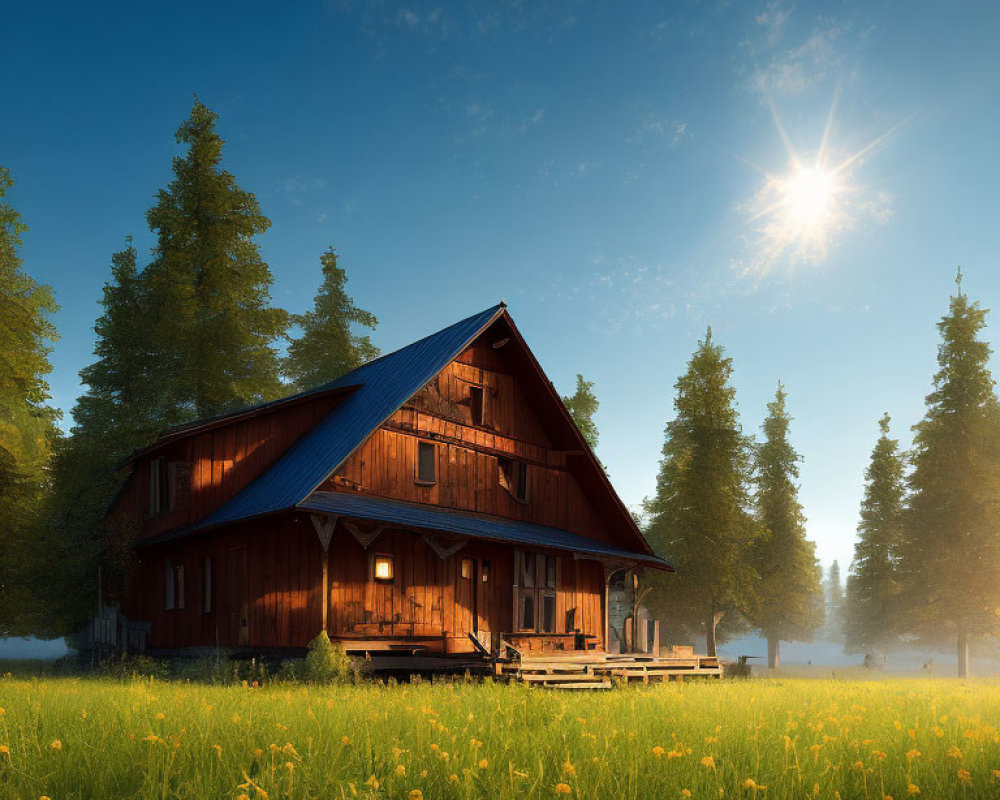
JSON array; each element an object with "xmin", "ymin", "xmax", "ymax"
[
  {"xmin": 469, "ymin": 384, "xmax": 486, "ymax": 427},
  {"xmin": 373, "ymin": 553, "xmax": 395, "ymax": 584},
  {"xmin": 513, "ymin": 551, "xmax": 560, "ymax": 633},
  {"xmin": 498, "ymin": 457, "xmax": 530, "ymax": 503},
  {"xmin": 416, "ymin": 441, "xmax": 437, "ymax": 485}
]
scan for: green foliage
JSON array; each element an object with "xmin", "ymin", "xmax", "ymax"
[
  {"xmin": 144, "ymin": 98, "xmax": 288, "ymax": 421},
  {"xmin": 301, "ymin": 631, "xmax": 356, "ymax": 684},
  {"xmin": 898, "ymin": 273, "xmax": 1000, "ymax": 667},
  {"xmin": 644, "ymin": 328, "xmax": 760, "ymax": 654},
  {"xmin": 844, "ymin": 413, "xmax": 906, "ymax": 656},
  {"xmin": 0, "ymin": 167, "xmax": 60, "ymax": 637},
  {"xmin": 284, "ymin": 247, "xmax": 379, "ymax": 391},
  {"xmin": 561, "ymin": 373, "xmax": 600, "ymax": 452},
  {"xmin": 752, "ymin": 384, "xmax": 823, "ymax": 657}
]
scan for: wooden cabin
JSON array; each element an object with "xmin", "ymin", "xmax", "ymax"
[{"xmin": 115, "ymin": 304, "xmax": 671, "ymax": 662}]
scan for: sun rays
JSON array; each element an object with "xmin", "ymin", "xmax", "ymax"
[{"xmin": 739, "ymin": 97, "xmax": 905, "ymax": 277}]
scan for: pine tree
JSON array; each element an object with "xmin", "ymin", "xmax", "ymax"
[
  {"xmin": 284, "ymin": 247, "xmax": 378, "ymax": 391},
  {"xmin": 752, "ymin": 384, "xmax": 823, "ymax": 669},
  {"xmin": 644, "ymin": 328, "xmax": 759, "ymax": 656},
  {"xmin": 562, "ymin": 374, "xmax": 600, "ymax": 451},
  {"xmin": 145, "ymin": 98, "xmax": 287, "ymax": 422},
  {"xmin": 823, "ymin": 561, "xmax": 845, "ymax": 641},
  {"xmin": 0, "ymin": 168, "xmax": 60, "ymax": 636},
  {"xmin": 844, "ymin": 413, "xmax": 905, "ymax": 660},
  {"xmin": 45, "ymin": 240, "xmax": 163, "ymax": 630},
  {"xmin": 898, "ymin": 271, "xmax": 1000, "ymax": 677}
]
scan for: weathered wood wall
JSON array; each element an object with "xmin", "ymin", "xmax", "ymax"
[
  {"xmin": 128, "ymin": 513, "xmax": 606, "ymax": 652},
  {"xmin": 118, "ymin": 394, "xmax": 345, "ymax": 541}
]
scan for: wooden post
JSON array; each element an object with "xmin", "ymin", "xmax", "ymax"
[
  {"xmin": 639, "ymin": 618, "xmax": 649, "ymax": 654},
  {"xmin": 310, "ymin": 514, "xmax": 338, "ymax": 635},
  {"xmin": 624, "ymin": 616, "xmax": 633, "ymax": 653}
]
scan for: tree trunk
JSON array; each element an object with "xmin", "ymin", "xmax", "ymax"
[
  {"xmin": 957, "ymin": 631, "xmax": 969, "ymax": 679},
  {"xmin": 706, "ymin": 610, "xmax": 724, "ymax": 657},
  {"xmin": 767, "ymin": 636, "xmax": 780, "ymax": 670}
]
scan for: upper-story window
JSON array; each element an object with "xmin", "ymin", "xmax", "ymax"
[
  {"xmin": 416, "ymin": 441, "xmax": 437, "ymax": 484},
  {"xmin": 148, "ymin": 458, "xmax": 192, "ymax": 517},
  {"xmin": 469, "ymin": 385, "xmax": 486, "ymax": 426},
  {"xmin": 498, "ymin": 457, "xmax": 529, "ymax": 502},
  {"xmin": 149, "ymin": 457, "xmax": 170, "ymax": 516}
]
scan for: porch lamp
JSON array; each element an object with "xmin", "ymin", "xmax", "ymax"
[{"xmin": 374, "ymin": 554, "xmax": 394, "ymax": 582}]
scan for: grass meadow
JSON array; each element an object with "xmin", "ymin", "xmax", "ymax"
[{"xmin": 0, "ymin": 674, "xmax": 998, "ymax": 800}]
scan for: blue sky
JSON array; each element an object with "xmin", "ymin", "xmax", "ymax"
[{"xmin": 3, "ymin": 1, "xmax": 1000, "ymax": 570}]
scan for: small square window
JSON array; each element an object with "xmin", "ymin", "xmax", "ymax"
[
  {"xmin": 417, "ymin": 441, "xmax": 436, "ymax": 484},
  {"xmin": 374, "ymin": 554, "xmax": 394, "ymax": 583}
]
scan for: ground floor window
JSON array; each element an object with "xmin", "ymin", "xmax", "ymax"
[{"xmin": 514, "ymin": 550, "xmax": 559, "ymax": 633}]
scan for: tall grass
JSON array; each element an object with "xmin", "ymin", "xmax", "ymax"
[{"xmin": 0, "ymin": 676, "xmax": 998, "ymax": 799}]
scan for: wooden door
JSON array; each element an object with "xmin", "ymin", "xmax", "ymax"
[
  {"xmin": 227, "ymin": 545, "xmax": 249, "ymax": 646},
  {"xmin": 458, "ymin": 556, "xmax": 493, "ymax": 650}
]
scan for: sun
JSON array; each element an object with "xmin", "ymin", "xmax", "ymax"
[{"xmin": 738, "ymin": 97, "xmax": 904, "ymax": 276}]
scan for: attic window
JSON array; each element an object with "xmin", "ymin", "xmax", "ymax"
[
  {"xmin": 469, "ymin": 385, "xmax": 486, "ymax": 426},
  {"xmin": 498, "ymin": 457, "xmax": 529, "ymax": 502},
  {"xmin": 417, "ymin": 441, "xmax": 436, "ymax": 484}
]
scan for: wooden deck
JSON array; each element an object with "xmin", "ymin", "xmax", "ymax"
[{"xmin": 496, "ymin": 649, "xmax": 724, "ymax": 689}]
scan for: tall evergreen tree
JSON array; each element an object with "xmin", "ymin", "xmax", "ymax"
[
  {"xmin": 284, "ymin": 247, "xmax": 378, "ymax": 391},
  {"xmin": 844, "ymin": 413, "xmax": 906, "ymax": 660},
  {"xmin": 644, "ymin": 328, "xmax": 759, "ymax": 656},
  {"xmin": 752, "ymin": 384, "xmax": 823, "ymax": 669},
  {"xmin": 145, "ymin": 98, "xmax": 287, "ymax": 422},
  {"xmin": 898, "ymin": 271, "xmax": 1000, "ymax": 677},
  {"xmin": 45, "ymin": 240, "xmax": 162, "ymax": 629},
  {"xmin": 0, "ymin": 168, "xmax": 60, "ymax": 635},
  {"xmin": 562, "ymin": 373, "xmax": 600, "ymax": 451},
  {"xmin": 822, "ymin": 561, "xmax": 845, "ymax": 641}
]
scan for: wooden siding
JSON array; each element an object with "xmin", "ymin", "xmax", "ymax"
[
  {"xmin": 128, "ymin": 513, "xmax": 606, "ymax": 652},
  {"xmin": 118, "ymin": 394, "xmax": 345, "ymax": 541},
  {"xmin": 324, "ymin": 354, "xmax": 625, "ymax": 546}
]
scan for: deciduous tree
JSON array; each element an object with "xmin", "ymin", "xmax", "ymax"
[{"xmin": 0, "ymin": 168, "xmax": 60, "ymax": 636}]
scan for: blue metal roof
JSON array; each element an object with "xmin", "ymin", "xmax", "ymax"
[
  {"xmin": 196, "ymin": 304, "xmax": 506, "ymax": 531},
  {"xmin": 297, "ymin": 491, "xmax": 672, "ymax": 569}
]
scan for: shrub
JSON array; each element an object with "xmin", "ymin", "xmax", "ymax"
[{"xmin": 302, "ymin": 631, "xmax": 356, "ymax": 684}]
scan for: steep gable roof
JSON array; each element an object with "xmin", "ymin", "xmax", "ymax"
[
  {"xmin": 141, "ymin": 302, "xmax": 659, "ymax": 565},
  {"xmin": 194, "ymin": 303, "xmax": 506, "ymax": 530}
]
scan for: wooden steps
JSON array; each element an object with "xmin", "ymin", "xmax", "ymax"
[{"xmin": 497, "ymin": 650, "xmax": 723, "ymax": 689}]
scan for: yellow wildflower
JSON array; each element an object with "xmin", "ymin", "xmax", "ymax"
[
  {"xmin": 479, "ymin": 758, "xmax": 489, "ymax": 769},
  {"xmin": 958, "ymin": 769, "xmax": 972, "ymax": 785},
  {"xmin": 652, "ymin": 746, "xmax": 665, "ymax": 757},
  {"xmin": 155, "ymin": 712, "xmax": 165, "ymax": 720},
  {"xmin": 365, "ymin": 775, "xmax": 379, "ymax": 791},
  {"xmin": 237, "ymin": 796, "xmax": 251, "ymax": 800},
  {"xmin": 419, "ymin": 770, "xmax": 427, "ymax": 778},
  {"xmin": 408, "ymin": 791, "xmax": 423, "ymax": 800},
  {"xmin": 341, "ymin": 736, "xmax": 351, "ymax": 746},
  {"xmin": 212, "ymin": 744, "xmax": 222, "ymax": 760},
  {"xmin": 396, "ymin": 764, "xmax": 406, "ymax": 777},
  {"xmin": 668, "ymin": 750, "xmax": 684, "ymax": 759},
  {"xmin": 853, "ymin": 760, "xmax": 865, "ymax": 770},
  {"xmin": 285, "ymin": 761, "xmax": 294, "ymax": 773},
  {"xmin": 947, "ymin": 746, "xmax": 963, "ymax": 760},
  {"xmin": 906, "ymin": 749, "xmax": 921, "ymax": 760},
  {"xmin": 0, "ymin": 745, "xmax": 8, "ymax": 756},
  {"xmin": 40, "ymin": 796, "xmax": 52, "ymax": 800},
  {"xmin": 449, "ymin": 774, "xmax": 459, "ymax": 783},
  {"xmin": 906, "ymin": 784, "xmax": 920, "ymax": 795},
  {"xmin": 813, "ymin": 784, "xmax": 820, "ymax": 797},
  {"xmin": 743, "ymin": 779, "xmax": 758, "ymax": 789},
  {"xmin": 705, "ymin": 736, "xmax": 718, "ymax": 744},
  {"xmin": 50, "ymin": 740, "xmax": 62, "ymax": 751},
  {"xmin": 701, "ymin": 756, "xmax": 716, "ymax": 770},
  {"xmin": 873, "ymin": 750, "xmax": 887, "ymax": 761},
  {"xmin": 555, "ymin": 784, "xmax": 572, "ymax": 795},
  {"xmin": 682, "ymin": 792, "xmax": 692, "ymax": 798},
  {"xmin": 562, "ymin": 760, "xmax": 577, "ymax": 776}
]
